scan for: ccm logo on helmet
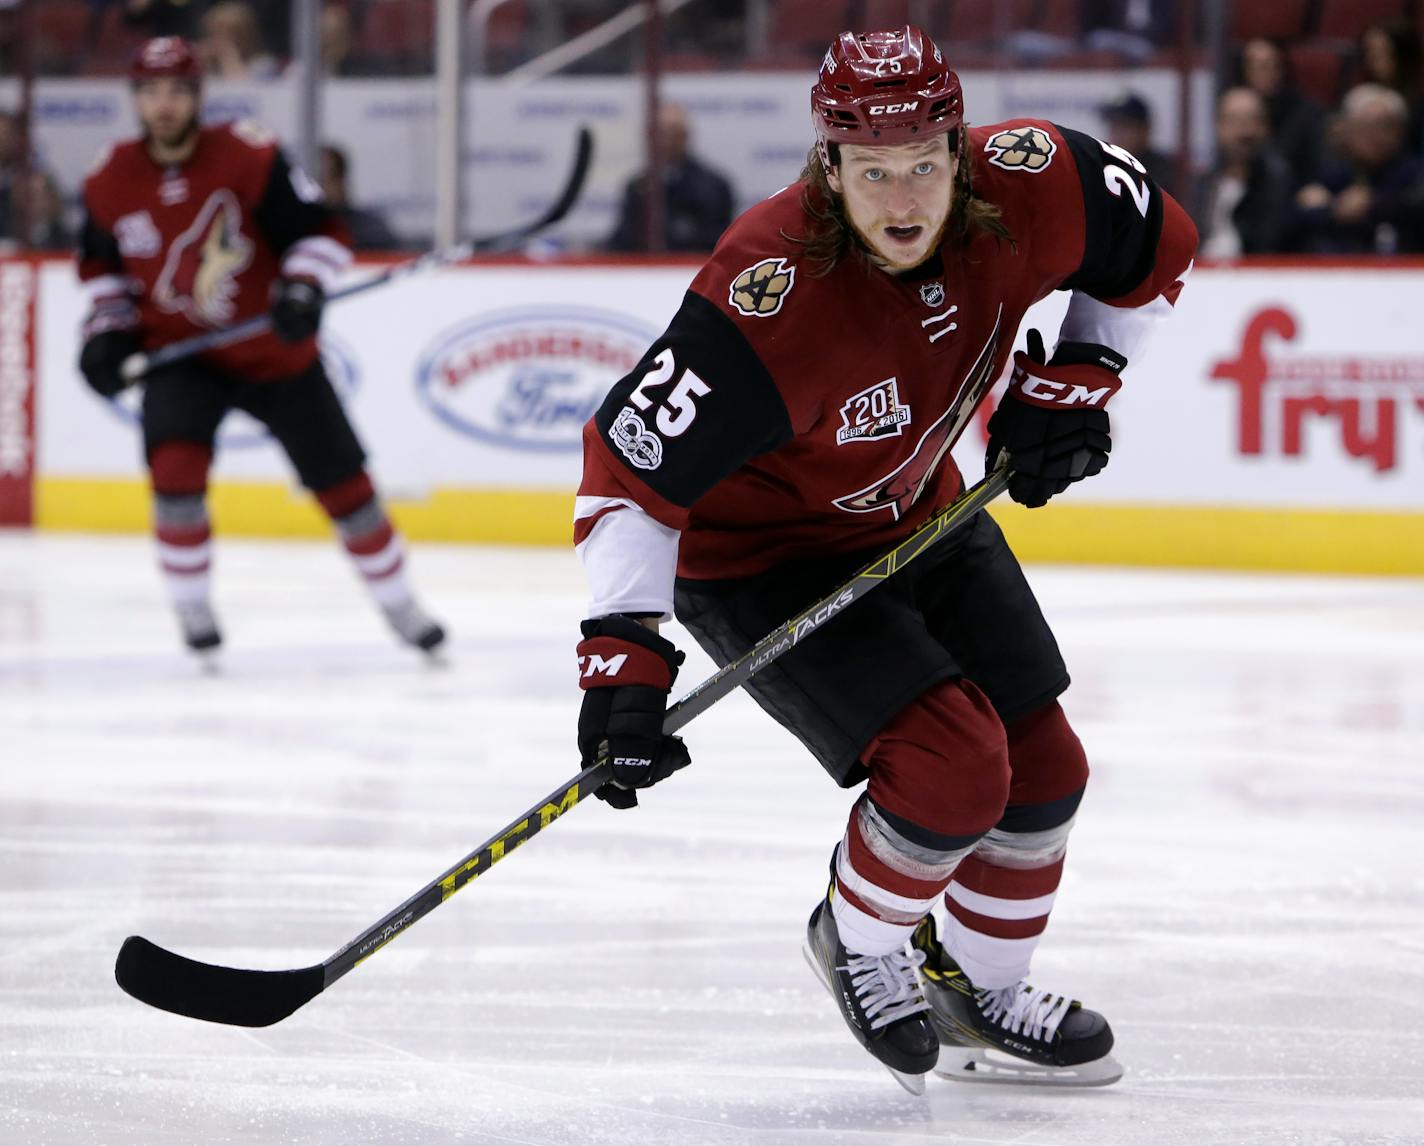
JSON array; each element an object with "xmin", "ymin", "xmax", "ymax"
[{"xmin": 869, "ymin": 101, "xmax": 920, "ymax": 115}]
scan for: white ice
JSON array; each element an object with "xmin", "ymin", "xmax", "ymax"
[{"xmin": 2, "ymin": 531, "xmax": 1422, "ymax": 1146}]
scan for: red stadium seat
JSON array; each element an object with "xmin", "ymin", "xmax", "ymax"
[
  {"xmin": 86, "ymin": 5, "xmax": 148, "ymax": 76},
  {"xmin": 1288, "ymin": 42, "xmax": 1348, "ymax": 105},
  {"xmin": 769, "ymin": 0, "xmax": 853, "ymax": 52},
  {"xmin": 1231, "ymin": 0, "xmax": 1309, "ymax": 43},
  {"xmin": 33, "ymin": 0, "xmax": 92, "ymax": 75},
  {"xmin": 1036, "ymin": 0, "xmax": 1082, "ymax": 39},
  {"xmin": 944, "ymin": 0, "xmax": 1037, "ymax": 45},
  {"xmin": 863, "ymin": 1, "xmax": 914, "ymax": 32},
  {"xmin": 359, "ymin": 0, "xmax": 435, "ymax": 72},
  {"xmin": 661, "ymin": 51, "xmax": 725, "ymax": 72},
  {"xmin": 1315, "ymin": 0, "xmax": 1408, "ymax": 41}
]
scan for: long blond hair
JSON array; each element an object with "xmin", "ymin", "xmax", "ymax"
[{"xmin": 784, "ymin": 129, "xmax": 1013, "ymax": 276}]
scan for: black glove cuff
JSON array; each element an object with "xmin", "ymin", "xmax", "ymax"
[{"xmin": 1048, "ymin": 339, "xmax": 1128, "ymax": 374}]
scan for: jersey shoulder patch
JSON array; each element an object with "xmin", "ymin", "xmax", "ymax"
[
  {"xmin": 728, "ymin": 256, "xmax": 796, "ymax": 317},
  {"xmin": 228, "ymin": 118, "xmax": 278, "ymax": 150},
  {"xmin": 982, "ymin": 124, "xmax": 1058, "ymax": 173}
]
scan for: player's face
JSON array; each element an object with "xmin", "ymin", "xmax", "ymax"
[
  {"xmin": 133, "ymin": 78, "xmax": 200, "ymax": 150},
  {"xmin": 827, "ymin": 136, "xmax": 957, "ymax": 273}
]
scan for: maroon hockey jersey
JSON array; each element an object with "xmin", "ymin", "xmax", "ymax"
[
  {"xmin": 78, "ymin": 121, "xmax": 352, "ymax": 381},
  {"xmin": 577, "ymin": 121, "xmax": 1197, "ymax": 587}
]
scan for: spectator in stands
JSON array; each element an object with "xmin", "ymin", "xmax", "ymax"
[
  {"xmin": 12, "ymin": 169, "xmax": 71, "ymax": 251},
  {"xmin": 1082, "ymin": 0, "xmax": 1173, "ymax": 63},
  {"xmin": 0, "ymin": 109, "xmax": 20, "ymax": 245},
  {"xmin": 1358, "ymin": 22, "xmax": 1424, "ymax": 155},
  {"xmin": 198, "ymin": 0, "xmax": 281, "ymax": 79},
  {"xmin": 607, "ymin": 102, "xmax": 735, "ymax": 253},
  {"xmin": 320, "ymin": 2, "xmax": 357, "ymax": 76},
  {"xmin": 1291, "ymin": 84, "xmax": 1424, "ymax": 254},
  {"xmin": 1099, "ymin": 92, "xmax": 1178, "ymax": 199},
  {"xmin": 319, "ymin": 143, "xmax": 404, "ymax": 251},
  {"xmin": 1238, "ymin": 37, "xmax": 1325, "ymax": 185},
  {"xmin": 1193, "ymin": 88, "xmax": 1293, "ymax": 257}
]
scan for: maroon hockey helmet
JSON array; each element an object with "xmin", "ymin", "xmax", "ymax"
[
  {"xmin": 812, "ymin": 26, "xmax": 963, "ymax": 167},
  {"xmin": 129, "ymin": 37, "xmax": 203, "ymax": 89}
]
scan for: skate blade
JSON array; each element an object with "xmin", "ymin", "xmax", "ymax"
[
  {"xmin": 801, "ymin": 944, "xmax": 928, "ymax": 1097},
  {"xmin": 935, "ymin": 1047, "xmax": 1123, "ymax": 1088}
]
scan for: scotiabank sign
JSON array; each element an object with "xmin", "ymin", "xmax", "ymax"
[
  {"xmin": 0, "ymin": 259, "xmax": 36, "ymax": 526},
  {"xmin": 1211, "ymin": 306, "xmax": 1424, "ymax": 474}
]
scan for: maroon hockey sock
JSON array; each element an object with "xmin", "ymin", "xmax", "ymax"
[{"xmin": 316, "ymin": 472, "xmax": 409, "ymax": 605}]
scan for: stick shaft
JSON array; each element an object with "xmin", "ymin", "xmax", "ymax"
[{"xmin": 319, "ymin": 469, "xmax": 1007, "ymax": 986}]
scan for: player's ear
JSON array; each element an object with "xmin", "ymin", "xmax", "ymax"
[{"xmin": 825, "ymin": 165, "xmax": 843, "ymax": 194}]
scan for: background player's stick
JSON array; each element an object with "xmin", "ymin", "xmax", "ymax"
[
  {"xmin": 114, "ymin": 465, "xmax": 1011, "ymax": 1028},
  {"xmin": 118, "ymin": 125, "xmax": 595, "ymax": 383}
]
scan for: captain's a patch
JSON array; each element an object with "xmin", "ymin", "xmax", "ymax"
[{"xmin": 984, "ymin": 126, "xmax": 1056, "ymax": 173}]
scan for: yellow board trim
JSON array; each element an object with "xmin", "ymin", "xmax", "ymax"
[{"xmin": 33, "ymin": 476, "xmax": 1424, "ymax": 575}]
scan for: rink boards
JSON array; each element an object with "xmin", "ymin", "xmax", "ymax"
[{"xmin": 2, "ymin": 255, "xmax": 1421, "ymax": 574}]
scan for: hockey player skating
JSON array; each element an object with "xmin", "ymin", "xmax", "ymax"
[
  {"xmin": 573, "ymin": 26, "xmax": 1195, "ymax": 1090},
  {"xmin": 76, "ymin": 37, "xmax": 444, "ymax": 658}
]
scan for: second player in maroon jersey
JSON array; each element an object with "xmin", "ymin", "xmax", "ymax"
[
  {"xmin": 76, "ymin": 37, "xmax": 445, "ymax": 658},
  {"xmin": 572, "ymin": 26, "xmax": 1196, "ymax": 1090}
]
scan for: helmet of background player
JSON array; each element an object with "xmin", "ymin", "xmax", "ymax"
[
  {"xmin": 811, "ymin": 26, "xmax": 963, "ymax": 171},
  {"xmin": 129, "ymin": 37, "xmax": 203, "ymax": 91}
]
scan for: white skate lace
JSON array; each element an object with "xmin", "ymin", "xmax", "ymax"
[
  {"xmin": 977, "ymin": 982, "xmax": 1073, "ymax": 1043},
  {"xmin": 843, "ymin": 948, "xmax": 930, "ymax": 1030}
]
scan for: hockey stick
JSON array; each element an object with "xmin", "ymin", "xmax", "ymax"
[
  {"xmin": 115, "ymin": 466, "xmax": 1011, "ymax": 1027},
  {"xmin": 118, "ymin": 125, "xmax": 595, "ymax": 383}
]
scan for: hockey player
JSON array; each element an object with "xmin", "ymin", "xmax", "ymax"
[
  {"xmin": 573, "ymin": 26, "xmax": 1196, "ymax": 1090},
  {"xmin": 77, "ymin": 37, "xmax": 444, "ymax": 658}
]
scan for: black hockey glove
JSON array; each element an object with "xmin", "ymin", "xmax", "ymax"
[
  {"xmin": 576, "ymin": 615, "xmax": 691, "ymax": 810},
  {"xmin": 78, "ymin": 329, "xmax": 142, "ymax": 399},
  {"xmin": 269, "ymin": 275, "xmax": 325, "ymax": 342},
  {"xmin": 985, "ymin": 329, "xmax": 1125, "ymax": 509}
]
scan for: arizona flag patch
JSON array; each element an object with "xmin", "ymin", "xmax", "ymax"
[
  {"xmin": 984, "ymin": 126, "xmax": 1056, "ymax": 172},
  {"xmin": 729, "ymin": 257, "xmax": 796, "ymax": 317}
]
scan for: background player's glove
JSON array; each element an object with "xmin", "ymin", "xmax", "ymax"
[
  {"xmin": 78, "ymin": 329, "xmax": 142, "ymax": 398},
  {"xmin": 269, "ymin": 275, "xmax": 325, "ymax": 343},
  {"xmin": 576, "ymin": 615, "xmax": 691, "ymax": 810},
  {"xmin": 985, "ymin": 328, "xmax": 1125, "ymax": 508}
]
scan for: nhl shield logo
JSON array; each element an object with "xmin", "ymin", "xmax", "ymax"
[
  {"xmin": 984, "ymin": 126, "xmax": 1057, "ymax": 173},
  {"xmin": 729, "ymin": 257, "xmax": 796, "ymax": 318},
  {"xmin": 919, "ymin": 282, "xmax": 945, "ymax": 307}
]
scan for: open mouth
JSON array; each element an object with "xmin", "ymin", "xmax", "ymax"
[{"xmin": 883, "ymin": 225, "xmax": 923, "ymax": 244}]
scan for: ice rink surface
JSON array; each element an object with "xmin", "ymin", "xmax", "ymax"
[{"xmin": 2, "ymin": 530, "xmax": 1422, "ymax": 1146}]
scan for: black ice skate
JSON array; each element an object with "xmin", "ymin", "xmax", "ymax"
[
  {"xmin": 175, "ymin": 601, "xmax": 222, "ymax": 658},
  {"xmin": 911, "ymin": 914, "xmax": 1122, "ymax": 1087},
  {"xmin": 381, "ymin": 599, "xmax": 446, "ymax": 654},
  {"xmin": 802, "ymin": 892, "xmax": 939, "ymax": 1094}
]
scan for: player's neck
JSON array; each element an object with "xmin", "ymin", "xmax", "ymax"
[{"xmin": 146, "ymin": 130, "xmax": 199, "ymax": 168}]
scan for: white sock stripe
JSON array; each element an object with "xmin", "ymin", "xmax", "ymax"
[
  {"xmin": 831, "ymin": 893, "xmax": 917, "ymax": 958},
  {"xmin": 162, "ymin": 570, "xmax": 211, "ymax": 604},
  {"xmin": 947, "ymin": 882, "xmax": 1058, "ymax": 921},
  {"xmin": 350, "ymin": 538, "xmax": 403, "ymax": 577},
  {"xmin": 156, "ymin": 541, "xmax": 212, "ymax": 570},
  {"xmin": 836, "ymin": 837, "xmax": 942, "ymax": 919},
  {"xmin": 942, "ymin": 914, "xmax": 1042, "ymax": 991}
]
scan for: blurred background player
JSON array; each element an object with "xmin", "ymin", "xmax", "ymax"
[
  {"xmin": 573, "ymin": 25, "xmax": 1194, "ymax": 1091},
  {"xmin": 75, "ymin": 36, "xmax": 445, "ymax": 658}
]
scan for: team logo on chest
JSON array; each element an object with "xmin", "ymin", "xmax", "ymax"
[
  {"xmin": 984, "ymin": 126, "xmax": 1056, "ymax": 172},
  {"xmin": 919, "ymin": 282, "xmax": 945, "ymax": 308},
  {"xmin": 836, "ymin": 377, "xmax": 911, "ymax": 445},
  {"xmin": 729, "ymin": 257, "xmax": 796, "ymax": 317},
  {"xmin": 153, "ymin": 189, "xmax": 254, "ymax": 326}
]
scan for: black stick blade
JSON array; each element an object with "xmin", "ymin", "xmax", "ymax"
[{"xmin": 115, "ymin": 936, "xmax": 324, "ymax": 1027}]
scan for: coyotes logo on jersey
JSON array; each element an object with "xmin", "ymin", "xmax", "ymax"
[
  {"xmin": 833, "ymin": 306, "xmax": 1003, "ymax": 519},
  {"xmin": 153, "ymin": 189, "xmax": 254, "ymax": 326}
]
